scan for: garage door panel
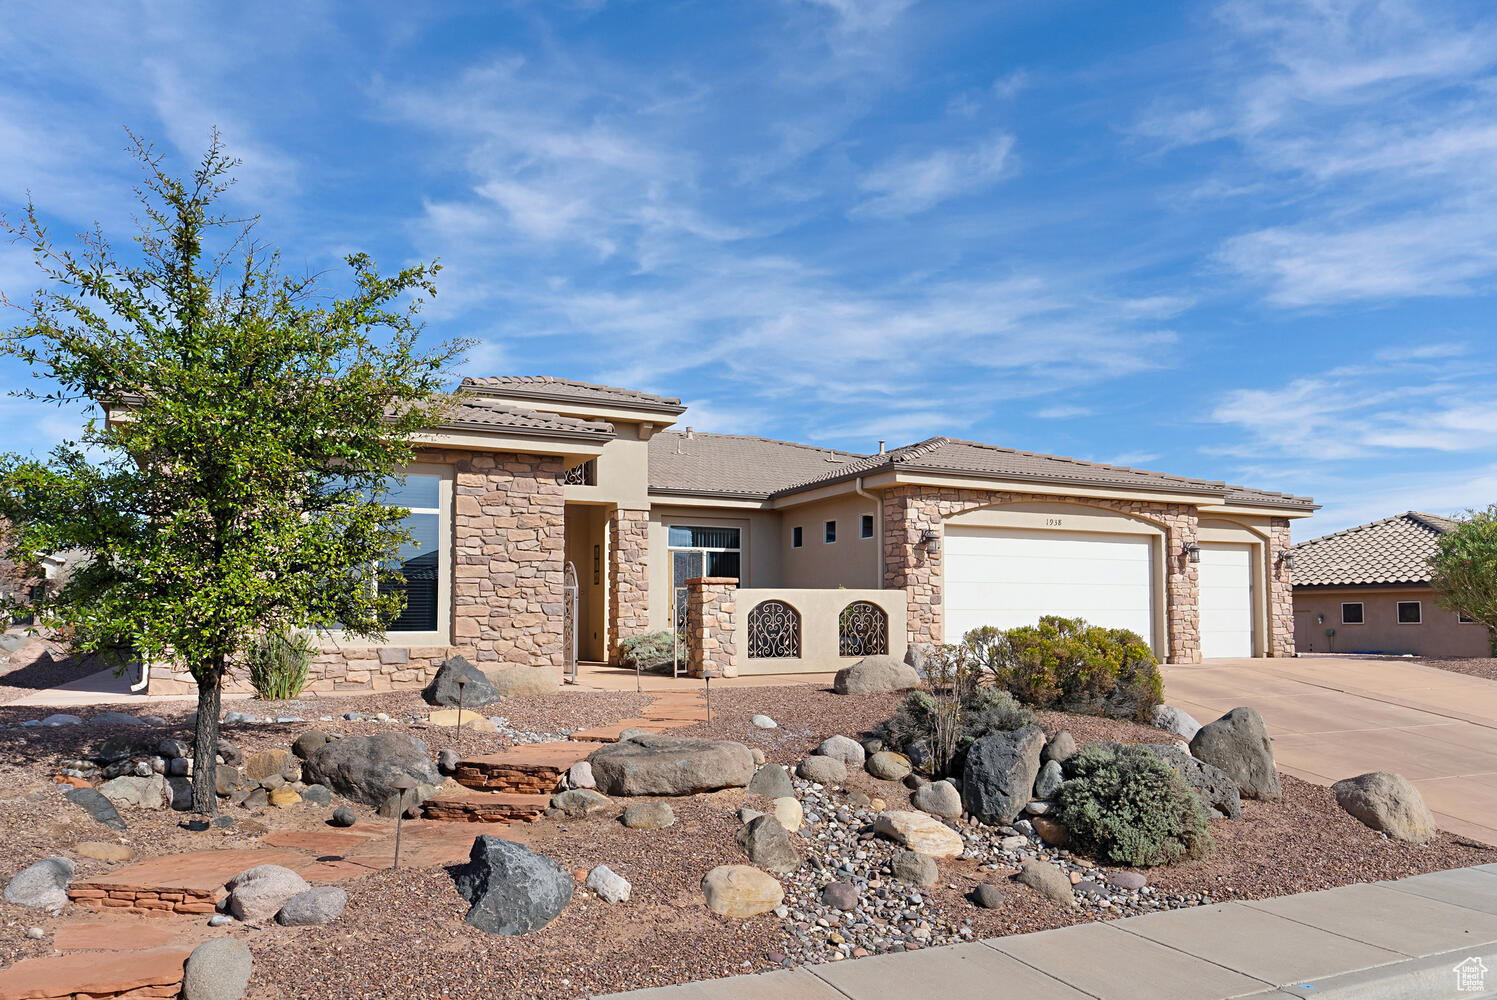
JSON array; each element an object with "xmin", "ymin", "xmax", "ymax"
[
  {"xmin": 1199, "ymin": 543, "xmax": 1253, "ymax": 658},
  {"xmin": 944, "ymin": 527, "xmax": 1156, "ymax": 646}
]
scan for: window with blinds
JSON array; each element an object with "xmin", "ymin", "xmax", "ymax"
[{"xmin": 378, "ymin": 473, "xmax": 442, "ymax": 632}]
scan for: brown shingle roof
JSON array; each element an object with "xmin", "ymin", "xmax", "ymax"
[
  {"xmin": 1291, "ymin": 511, "xmax": 1459, "ymax": 587},
  {"xmin": 438, "ymin": 397, "xmax": 615, "ymax": 441},
  {"xmin": 648, "ymin": 432, "xmax": 867, "ymax": 498},
  {"xmin": 461, "ymin": 376, "xmax": 686, "ymax": 413}
]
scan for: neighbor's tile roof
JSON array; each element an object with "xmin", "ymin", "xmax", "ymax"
[
  {"xmin": 1291, "ymin": 511, "xmax": 1460, "ymax": 587},
  {"xmin": 647, "ymin": 431, "xmax": 1315, "ymax": 509},
  {"xmin": 462, "ymin": 376, "xmax": 686, "ymax": 413},
  {"xmin": 648, "ymin": 432, "xmax": 868, "ymax": 498},
  {"xmin": 438, "ymin": 397, "xmax": 615, "ymax": 440}
]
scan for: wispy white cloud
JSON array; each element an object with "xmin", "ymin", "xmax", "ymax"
[
  {"xmin": 1036, "ymin": 405, "xmax": 1092, "ymax": 420},
  {"xmin": 853, "ymin": 133, "xmax": 1015, "ymax": 218}
]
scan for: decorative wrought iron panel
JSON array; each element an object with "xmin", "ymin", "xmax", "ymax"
[
  {"xmin": 747, "ymin": 600, "xmax": 801, "ymax": 658},
  {"xmin": 839, "ymin": 601, "xmax": 888, "ymax": 657},
  {"xmin": 562, "ymin": 561, "xmax": 579, "ymax": 680},
  {"xmin": 562, "ymin": 459, "xmax": 597, "ymax": 486}
]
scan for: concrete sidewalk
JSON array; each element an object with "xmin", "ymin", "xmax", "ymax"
[
  {"xmin": 600, "ymin": 865, "xmax": 1497, "ymax": 1000},
  {"xmin": 1162, "ymin": 656, "xmax": 1497, "ymax": 845}
]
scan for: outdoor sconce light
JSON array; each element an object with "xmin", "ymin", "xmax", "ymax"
[
  {"xmin": 1279, "ymin": 551, "xmax": 1296, "ymax": 571},
  {"xmin": 1184, "ymin": 542, "xmax": 1201, "ymax": 564},
  {"xmin": 920, "ymin": 528, "xmax": 941, "ymax": 555}
]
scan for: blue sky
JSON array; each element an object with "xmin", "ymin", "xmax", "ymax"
[{"xmin": 1, "ymin": 0, "xmax": 1495, "ymax": 537}]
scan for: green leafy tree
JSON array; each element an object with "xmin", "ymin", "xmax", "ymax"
[
  {"xmin": 1430, "ymin": 507, "xmax": 1497, "ymax": 643},
  {"xmin": 0, "ymin": 132, "xmax": 467, "ymax": 813}
]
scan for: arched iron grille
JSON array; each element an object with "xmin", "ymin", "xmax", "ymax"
[
  {"xmin": 839, "ymin": 601, "xmax": 888, "ymax": 657},
  {"xmin": 747, "ymin": 600, "xmax": 801, "ymax": 658}
]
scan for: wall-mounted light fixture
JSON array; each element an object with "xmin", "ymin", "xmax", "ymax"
[
  {"xmin": 1278, "ymin": 551, "xmax": 1296, "ymax": 571},
  {"xmin": 1184, "ymin": 542, "xmax": 1201, "ymax": 564},
  {"xmin": 920, "ymin": 528, "xmax": 941, "ymax": 555}
]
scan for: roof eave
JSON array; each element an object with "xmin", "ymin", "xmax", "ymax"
[{"xmin": 466, "ymin": 383, "xmax": 687, "ymax": 416}]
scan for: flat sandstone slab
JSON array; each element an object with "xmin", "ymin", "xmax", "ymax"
[
  {"xmin": 71, "ymin": 848, "xmax": 314, "ymax": 893},
  {"xmin": 0, "ymin": 945, "xmax": 192, "ymax": 1000}
]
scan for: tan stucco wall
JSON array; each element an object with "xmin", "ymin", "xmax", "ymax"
[
  {"xmin": 1294, "ymin": 586, "xmax": 1490, "ymax": 657},
  {"xmin": 646, "ymin": 505, "xmax": 783, "ymax": 631},
  {"xmin": 564, "ymin": 421, "xmax": 651, "ymax": 508},
  {"xmin": 780, "ymin": 492, "xmax": 881, "ymax": 590},
  {"xmin": 732, "ymin": 587, "xmax": 908, "ymax": 675}
]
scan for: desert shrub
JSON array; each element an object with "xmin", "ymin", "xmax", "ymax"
[
  {"xmin": 1056, "ymin": 742, "xmax": 1211, "ymax": 867},
  {"xmin": 871, "ymin": 653, "xmax": 1036, "ymax": 778},
  {"xmin": 967, "ymin": 616, "xmax": 1163, "ymax": 722},
  {"xmin": 619, "ymin": 630, "xmax": 683, "ymax": 675},
  {"xmin": 246, "ymin": 630, "xmax": 314, "ymax": 701}
]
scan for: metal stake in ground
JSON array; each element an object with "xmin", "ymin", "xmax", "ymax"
[
  {"xmin": 455, "ymin": 676, "xmax": 468, "ymax": 754},
  {"xmin": 390, "ymin": 774, "xmax": 417, "ymax": 869},
  {"xmin": 701, "ymin": 667, "xmax": 717, "ymax": 724}
]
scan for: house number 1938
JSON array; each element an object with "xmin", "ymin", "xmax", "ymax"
[{"xmin": 1045, "ymin": 517, "xmax": 1063, "ymax": 526}]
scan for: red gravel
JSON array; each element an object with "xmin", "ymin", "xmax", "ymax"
[{"xmin": 1413, "ymin": 656, "xmax": 1497, "ymax": 682}]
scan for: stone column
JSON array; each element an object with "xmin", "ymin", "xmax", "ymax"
[
  {"xmin": 1268, "ymin": 518, "xmax": 1295, "ymax": 657},
  {"xmin": 607, "ymin": 507, "xmax": 650, "ymax": 664},
  {"xmin": 1164, "ymin": 510, "xmax": 1202, "ymax": 664},
  {"xmin": 882, "ymin": 487, "xmax": 940, "ymax": 648},
  {"xmin": 684, "ymin": 577, "xmax": 738, "ymax": 678}
]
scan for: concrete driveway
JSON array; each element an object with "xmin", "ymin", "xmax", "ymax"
[{"xmin": 1161, "ymin": 656, "xmax": 1497, "ymax": 846}]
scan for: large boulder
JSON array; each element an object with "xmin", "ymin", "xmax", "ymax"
[
  {"xmin": 1332, "ymin": 771, "xmax": 1436, "ymax": 843},
  {"xmin": 454, "ymin": 835, "xmax": 573, "ymax": 935},
  {"xmin": 962, "ymin": 724, "xmax": 1046, "ymax": 825},
  {"xmin": 1143, "ymin": 743, "xmax": 1243, "ymax": 819},
  {"xmin": 484, "ymin": 666, "xmax": 559, "ymax": 698},
  {"xmin": 3, "ymin": 857, "xmax": 74, "ymax": 910},
  {"xmin": 66, "ymin": 787, "xmax": 126, "ymax": 831},
  {"xmin": 275, "ymin": 886, "xmax": 348, "ymax": 926},
  {"xmin": 98, "ymin": 774, "xmax": 168, "ymax": 810},
  {"xmin": 304, "ymin": 732, "xmax": 442, "ymax": 815},
  {"xmin": 1189, "ymin": 707, "xmax": 1281, "ymax": 801},
  {"xmin": 226, "ymin": 864, "xmax": 312, "ymax": 923},
  {"xmin": 735, "ymin": 815, "xmax": 801, "ymax": 874},
  {"xmin": 833, "ymin": 655, "xmax": 921, "ymax": 695},
  {"xmin": 872, "ymin": 810, "xmax": 964, "ymax": 858},
  {"xmin": 182, "ymin": 938, "xmax": 253, "ymax": 1000},
  {"xmin": 587, "ymin": 734, "xmax": 754, "ymax": 796},
  {"xmin": 422, "ymin": 655, "xmax": 502, "ymax": 708},
  {"xmin": 701, "ymin": 865, "xmax": 784, "ymax": 918},
  {"xmin": 1152, "ymin": 704, "xmax": 1202, "ymax": 741}
]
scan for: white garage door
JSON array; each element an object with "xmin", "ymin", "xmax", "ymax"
[
  {"xmin": 1199, "ymin": 543, "xmax": 1254, "ymax": 658},
  {"xmin": 944, "ymin": 527, "xmax": 1156, "ymax": 647}
]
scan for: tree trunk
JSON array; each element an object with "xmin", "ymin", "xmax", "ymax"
[{"xmin": 191, "ymin": 655, "xmax": 223, "ymax": 816}]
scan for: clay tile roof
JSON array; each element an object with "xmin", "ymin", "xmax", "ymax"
[
  {"xmin": 461, "ymin": 376, "xmax": 686, "ymax": 413},
  {"xmin": 648, "ymin": 432, "xmax": 868, "ymax": 498},
  {"xmin": 438, "ymin": 397, "xmax": 615, "ymax": 441},
  {"xmin": 1291, "ymin": 511, "xmax": 1461, "ymax": 587}
]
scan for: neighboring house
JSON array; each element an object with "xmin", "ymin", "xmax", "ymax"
[
  {"xmin": 1292, "ymin": 512, "xmax": 1489, "ymax": 658},
  {"xmin": 132, "ymin": 376, "xmax": 1315, "ymax": 696}
]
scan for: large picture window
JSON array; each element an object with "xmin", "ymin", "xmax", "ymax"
[
  {"xmin": 669, "ymin": 525, "xmax": 741, "ymax": 629},
  {"xmin": 380, "ymin": 473, "xmax": 442, "ymax": 632}
]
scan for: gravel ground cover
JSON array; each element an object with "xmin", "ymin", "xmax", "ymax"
[
  {"xmin": 1, "ymin": 680, "xmax": 1493, "ymax": 1000},
  {"xmin": 1413, "ymin": 655, "xmax": 1497, "ymax": 682}
]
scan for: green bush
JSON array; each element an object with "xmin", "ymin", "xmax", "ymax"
[
  {"xmin": 619, "ymin": 630, "xmax": 683, "ymax": 675},
  {"xmin": 246, "ymin": 630, "xmax": 314, "ymax": 700},
  {"xmin": 1056, "ymin": 742, "xmax": 1211, "ymax": 867},
  {"xmin": 965, "ymin": 616, "xmax": 1163, "ymax": 722},
  {"xmin": 872, "ymin": 685, "xmax": 1036, "ymax": 778}
]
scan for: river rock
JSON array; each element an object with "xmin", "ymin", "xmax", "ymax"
[
  {"xmin": 3, "ymin": 857, "xmax": 74, "ymax": 910},
  {"xmin": 771, "ymin": 796, "xmax": 804, "ymax": 832},
  {"xmin": 873, "ymin": 810, "xmax": 964, "ymax": 858},
  {"xmin": 454, "ymin": 835, "xmax": 573, "ymax": 935},
  {"xmin": 549, "ymin": 788, "xmax": 614, "ymax": 819},
  {"xmin": 912, "ymin": 779, "xmax": 962, "ymax": 819},
  {"xmin": 821, "ymin": 881, "xmax": 858, "ymax": 910},
  {"xmin": 275, "ymin": 886, "xmax": 347, "ymax": 926},
  {"xmin": 182, "ymin": 938, "xmax": 252, "ymax": 1000},
  {"xmin": 622, "ymin": 801, "xmax": 675, "ymax": 829},
  {"xmin": 586, "ymin": 865, "xmax": 631, "ymax": 903},
  {"xmin": 748, "ymin": 764, "xmax": 794, "ymax": 798},
  {"xmin": 735, "ymin": 814, "xmax": 801, "ymax": 873},
  {"xmin": 962, "ymin": 724, "xmax": 1045, "ymax": 825},
  {"xmin": 866, "ymin": 750, "xmax": 912, "ymax": 781},
  {"xmin": 98, "ymin": 774, "xmax": 168, "ymax": 810},
  {"xmin": 1015, "ymin": 857, "xmax": 1074, "ymax": 905},
  {"xmin": 567, "ymin": 761, "xmax": 595, "ymax": 790},
  {"xmin": 1041, "ymin": 731, "xmax": 1077, "ymax": 764},
  {"xmin": 816, "ymin": 735, "xmax": 866, "ymax": 768},
  {"xmin": 1190, "ymin": 707, "xmax": 1281, "ymax": 801},
  {"xmin": 291, "ymin": 730, "xmax": 330, "ymax": 760},
  {"xmin": 833, "ymin": 654, "xmax": 921, "ymax": 695},
  {"xmin": 702, "ymin": 865, "xmax": 783, "ymax": 917},
  {"xmin": 889, "ymin": 849, "xmax": 938, "ymax": 887},
  {"xmin": 797, "ymin": 755, "xmax": 847, "ymax": 785},
  {"xmin": 587, "ymin": 734, "xmax": 754, "ymax": 796},
  {"xmin": 226, "ymin": 864, "xmax": 312, "ymax": 923},
  {"xmin": 1332, "ymin": 771, "xmax": 1436, "ymax": 843}
]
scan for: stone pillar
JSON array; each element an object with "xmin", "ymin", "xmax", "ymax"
[
  {"xmin": 882, "ymin": 488, "xmax": 940, "ymax": 648},
  {"xmin": 684, "ymin": 577, "xmax": 738, "ymax": 678},
  {"xmin": 607, "ymin": 507, "xmax": 650, "ymax": 664},
  {"xmin": 1164, "ymin": 511, "xmax": 1202, "ymax": 664},
  {"xmin": 1268, "ymin": 518, "xmax": 1294, "ymax": 657}
]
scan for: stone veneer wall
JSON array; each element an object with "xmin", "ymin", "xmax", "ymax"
[
  {"xmin": 1268, "ymin": 517, "xmax": 1294, "ymax": 658},
  {"xmin": 684, "ymin": 576, "xmax": 738, "ymax": 678},
  {"xmin": 607, "ymin": 507, "xmax": 651, "ymax": 664},
  {"xmin": 881, "ymin": 486, "xmax": 1203, "ymax": 664},
  {"xmin": 147, "ymin": 447, "xmax": 567, "ymax": 696}
]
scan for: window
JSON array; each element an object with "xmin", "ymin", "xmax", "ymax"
[
  {"xmin": 562, "ymin": 459, "xmax": 596, "ymax": 486},
  {"xmin": 1397, "ymin": 600, "xmax": 1422, "ymax": 624},
  {"xmin": 861, "ymin": 514, "xmax": 874, "ymax": 539},
  {"xmin": 792, "ymin": 526, "xmax": 803, "ymax": 548},
  {"xmin": 668, "ymin": 525, "xmax": 741, "ymax": 627},
  {"xmin": 1341, "ymin": 602, "xmax": 1364, "ymax": 624},
  {"xmin": 1460, "ymin": 612, "xmax": 1477, "ymax": 624},
  {"xmin": 380, "ymin": 473, "xmax": 442, "ymax": 632},
  {"xmin": 824, "ymin": 520, "xmax": 837, "ymax": 543}
]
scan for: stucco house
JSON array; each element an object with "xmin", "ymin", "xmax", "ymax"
[
  {"xmin": 1292, "ymin": 511, "xmax": 1488, "ymax": 658},
  {"xmin": 145, "ymin": 376, "xmax": 1316, "ymax": 696}
]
